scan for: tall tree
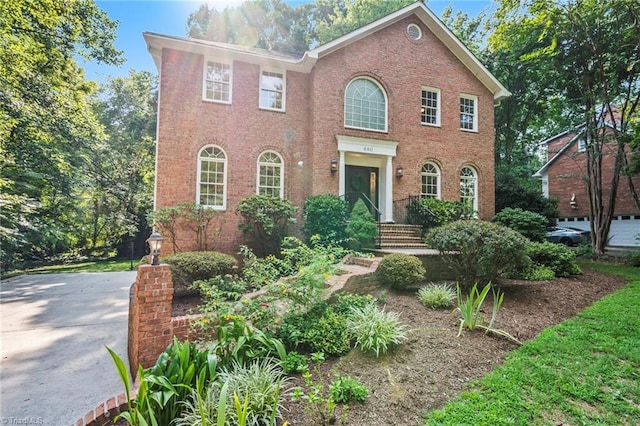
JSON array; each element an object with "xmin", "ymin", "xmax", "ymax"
[
  {"xmin": 84, "ymin": 71, "xmax": 157, "ymax": 257},
  {"xmin": 493, "ymin": 0, "xmax": 640, "ymax": 254},
  {"xmin": 0, "ymin": 0, "xmax": 122, "ymax": 269}
]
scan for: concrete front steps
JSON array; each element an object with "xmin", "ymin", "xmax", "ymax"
[{"xmin": 377, "ymin": 223, "xmax": 427, "ymax": 249}]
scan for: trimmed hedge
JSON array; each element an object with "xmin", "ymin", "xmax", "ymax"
[
  {"xmin": 164, "ymin": 251, "xmax": 237, "ymax": 290},
  {"xmin": 377, "ymin": 253, "xmax": 426, "ymax": 290}
]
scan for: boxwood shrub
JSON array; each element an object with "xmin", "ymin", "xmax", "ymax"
[
  {"xmin": 525, "ymin": 241, "xmax": 581, "ymax": 277},
  {"xmin": 377, "ymin": 253, "xmax": 426, "ymax": 290},
  {"xmin": 492, "ymin": 207, "xmax": 547, "ymax": 242},
  {"xmin": 164, "ymin": 251, "xmax": 238, "ymax": 291}
]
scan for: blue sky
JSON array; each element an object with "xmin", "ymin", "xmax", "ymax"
[{"xmin": 83, "ymin": 0, "xmax": 494, "ymax": 84}]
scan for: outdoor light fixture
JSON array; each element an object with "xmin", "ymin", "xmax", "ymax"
[
  {"xmin": 330, "ymin": 158, "xmax": 338, "ymax": 173},
  {"xmin": 396, "ymin": 164, "xmax": 404, "ymax": 178},
  {"xmin": 146, "ymin": 232, "xmax": 164, "ymax": 266}
]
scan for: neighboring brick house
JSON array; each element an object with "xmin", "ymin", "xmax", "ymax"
[
  {"xmin": 534, "ymin": 124, "xmax": 640, "ymax": 247},
  {"xmin": 144, "ymin": 2, "xmax": 510, "ymax": 255}
]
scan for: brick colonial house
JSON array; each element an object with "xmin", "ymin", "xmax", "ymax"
[
  {"xmin": 534, "ymin": 124, "xmax": 640, "ymax": 247},
  {"xmin": 144, "ymin": 2, "xmax": 510, "ymax": 255}
]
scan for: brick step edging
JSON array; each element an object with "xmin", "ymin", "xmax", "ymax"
[{"xmin": 73, "ymin": 392, "xmax": 132, "ymax": 426}]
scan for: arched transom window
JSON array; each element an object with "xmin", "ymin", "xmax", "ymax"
[
  {"xmin": 257, "ymin": 151, "xmax": 284, "ymax": 198},
  {"xmin": 197, "ymin": 146, "xmax": 227, "ymax": 209},
  {"xmin": 344, "ymin": 78, "xmax": 387, "ymax": 132},
  {"xmin": 460, "ymin": 166, "xmax": 478, "ymax": 212},
  {"xmin": 421, "ymin": 162, "xmax": 440, "ymax": 199}
]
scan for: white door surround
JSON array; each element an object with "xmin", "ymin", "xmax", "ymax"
[{"xmin": 336, "ymin": 135, "xmax": 399, "ymax": 222}]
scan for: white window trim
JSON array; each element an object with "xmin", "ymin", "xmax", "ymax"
[
  {"xmin": 344, "ymin": 76, "xmax": 389, "ymax": 133},
  {"xmin": 459, "ymin": 94, "xmax": 478, "ymax": 132},
  {"xmin": 196, "ymin": 145, "xmax": 228, "ymax": 211},
  {"xmin": 407, "ymin": 23, "xmax": 422, "ymax": 40},
  {"xmin": 421, "ymin": 87, "xmax": 441, "ymax": 127},
  {"xmin": 421, "ymin": 162, "xmax": 441, "ymax": 199},
  {"xmin": 202, "ymin": 60, "xmax": 232, "ymax": 104},
  {"xmin": 577, "ymin": 137, "xmax": 587, "ymax": 152},
  {"xmin": 256, "ymin": 150, "xmax": 284, "ymax": 198},
  {"xmin": 460, "ymin": 166, "xmax": 478, "ymax": 213},
  {"xmin": 259, "ymin": 68, "xmax": 286, "ymax": 112}
]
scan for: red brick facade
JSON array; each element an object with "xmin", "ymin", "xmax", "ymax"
[
  {"xmin": 539, "ymin": 130, "xmax": 640, "ymax": 219},
  {"xmin": 146, "ymin": 3, "xmax": 508, "ymax": 255}
]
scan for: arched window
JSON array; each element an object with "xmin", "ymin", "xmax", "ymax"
[
  {"xmin": 257, "ymin": 151, "xmax": 284, "ymax": 198},
  {"xmin": 460, "ymin": 166, "xmax": 478, "ymax": 212},
  {"xmin": 421, "ymin": 162, "xmax": 440, "ymax": 199},
  {"xmin": 344, "ymin": 78, "xmax": 387, "ymax": 132},
  {"xmin": 197, "ymin": 146, "xmax": 227, "ymax": 209}
]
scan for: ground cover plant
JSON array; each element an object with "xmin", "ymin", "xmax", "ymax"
[{"xmin": 126, "ymin": 240, "xmax": 636, "ymax": 425}]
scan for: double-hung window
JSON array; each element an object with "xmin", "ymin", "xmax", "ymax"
[
  {"xmin": 421, "ymin": 88, "xmax": 440, "ymax": 126},
  {"xmin": 257, "ymin": 151, "xmax": 284, "ymax": 198},
  {"xmin": 203, "ymin": 61, "xmax": 232, "ymax": 103},
  {"xmin": 260, "ymin": 70, "xmax": 285, "ymax": 111},
  {"xmin": 459, "ymin": 94, "xmax": 478, "ymax": 132},
  {"xmin": 197, "ymin": 146, "xmax": 227, "ymax": 210}
]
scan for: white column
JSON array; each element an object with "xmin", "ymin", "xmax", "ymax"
[
  {"xmin": 385, "ymin": 155, "xmax": 393, "ymax": 222},
  {"xmin": 339, "ymin": 151, "xmax": 346, "ymax": 196}
]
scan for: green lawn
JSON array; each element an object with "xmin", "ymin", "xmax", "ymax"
[
  {"xmin": 3, "ymin": 259, "xmax": 136, "ymax": 277},
  {"xmin": 423, "ymin": 262, "xmax": 640, "ymax": 425}
]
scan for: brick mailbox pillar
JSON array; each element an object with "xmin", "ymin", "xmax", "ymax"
[{"xmin": 128, "ymin": 264, "xmax": 173, "ymax": 374}]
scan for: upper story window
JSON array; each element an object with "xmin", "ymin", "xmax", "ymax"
[
  {"xmin": 421, "ymin": 87, "xmax": 441, "ymax": 126},
  {"xmin": 577, "ymin": 136, "xmax": 587, "ymax": 152},
  {"xmin": 197, "ymin": 145, "xmax": 227, "ymax": 210},
  {"xmin": 407, "ymin": 24, "xmax": 422, "ymax": 41},
  {"xmin": 203, "ymin": 61, "xmax": 232, "ymax": 103},
  {"xmin": 421, "ymin": 162, "xmax": 441, "ymax": 199},
  {"xmin": 260, "ymin": 70, "xmax": 285, "ymax": 111},
  {"xmin": 459, "ymin": 94, "xmax": 478, "ymax": 132},
  {"xmin": 257, "ymin": 151, "xmax": 284, "ymax": 198},
  {"xmin": 460, "ymin": 166, "xmax": 478, "ymax": 212},
  {"xmin": 344, "ymin": 77, "xmax": 387, "ymax": 132}
]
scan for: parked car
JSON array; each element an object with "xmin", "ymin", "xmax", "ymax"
[{"xmin": 546, "ymin": 226, "xmax": 591, "ymax": 246}]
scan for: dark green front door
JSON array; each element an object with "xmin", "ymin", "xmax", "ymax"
[{"xmin": 345, "ymin": 165, "xmax": 379, "ymax": 214}]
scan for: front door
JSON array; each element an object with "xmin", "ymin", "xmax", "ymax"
[{"xmin": 345, "ymin": 165, "xmax": 379, "ymax": 215}]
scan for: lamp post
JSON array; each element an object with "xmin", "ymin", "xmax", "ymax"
[{"xmin": 146, "ymin": 232, "xmax": 164, "ymax": 266}]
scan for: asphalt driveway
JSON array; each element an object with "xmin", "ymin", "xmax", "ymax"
[{"xmin": 0, "ymin": 271, "xmax": 136, "ymax": 425}]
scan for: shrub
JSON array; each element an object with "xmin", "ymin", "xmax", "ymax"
[
  {"xmin": 346, "ymin": 303, "xmax": 409, "ymax": 357},
  {"xmin": 622, "ymin": 250, "xmax": 640, "ymax": 267},
  {"xmin": 278, "ymin": 303, "xmax": 351, "ymax": 356},
  {"xmin": 521, "ymin": 265, "xmax": 556, "ymax": 281},
  {"xmin": 149, "ymin": 202, "xmax": 222, "ymax": 253},
  {"xmin": 525, "ymin": 241, "xmax": 581, "ymax": 277},
  {"xmin": 417, "ymin": 283, "xmax": 456, "ymax": 309},
  {"xmin": 425, "ymin": 220, "xmax": 529, "ymax": 288},
  {"xmin": 164, "ymin": 251, "xmax": 237, "ymax": 291},
  {"xmin": 280, "ymin": 351, "xmax": 309, "ymax": 374},
  {"xmin": 236, "ymin": 195, "xmax": 298, "ymax": 257},
  {"xmin": 377, "ymin": 253, "xmax": 426, "ymax": 290},
  {"xmin": 346, "ymin": 198, "xmax": 378, "ymax": 250},
  {"xmin": 302, "ymin": 194, "xmax": 349, "ymax": 245},
  {"xmin": 406, "ymin": 197, "xmax": 471, "ymax": 230},
  {"xmin": 329, "ymin": 375, "xmax": 369, "ymax": 403},
  {"xmin": 492, "ymin": 207, "xmax": 547, "ymax": 242}
]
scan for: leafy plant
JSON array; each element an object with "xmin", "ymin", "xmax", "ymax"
[
  {"xmin": 278, "ymin": 303, "xmax": 351, "ymax": 356},
  {"xmin": 150, "ymin": 202, "xmax": 223, "ymax": 252},
  {"xmin": 492, "ymin": 207, "xmax": 547, "ymax": 242},
  {"xmin": 406, "ymin": 197, "xmax": 471, "ymax": 230},
  {"xmin": 346, "ymin": 303, "xmax": 409, "ymax": 357},
  {"xmin": 425, "ymin": 220, "xmax": 530, "ymax": 288},
  {"xmin": 346, "ymin": 198, "xmax": 378, "ymax": 250},
  {"xmin": 192, "ymin": 274, "xmax": 247, "ymax": 301},
  {"xmin": 525, "ymin": 241, "xmax": 581, "ymax": 277},
  {"xmin": 521, "ymin": 265, "xmax": 556, "ymax": 281},
  {"xmin": 106, "ymin": 347, "xmax": 153, "ymax": 426},
  {"xmin": 329, "ymin": 375, "xmax": 369, "ymax": 403},
  {"xmin": 236, "ymin": 194, "xmax": 298, "ymax": 257},
  {"xmin": 164, "ymin": 251, "xmax": 237, "ymax": 291},
  {"xmin": 377, "ymin": 253, "xmax": 426, "ymax": 290},
  {"xmin": 417, "ymin": 283, "xmax": 456, "ymax": 309},
  {"xmin": 455, "ymin": 283, "xmax": 521, "ymax": 345},
  {"xmin": 280, "ymin": 351, "xmax": 309, "ymax": 374},
  {"xmin": 291, "ymin": 353, "xmax": 348, "ymax": 426},
  {"xmin": 219, "ymin": 359, "xmax": 289, "ymax": 425},
  {"xmin": 302, "ymin": 194, "xmax": 349, "ymax": 245}
]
